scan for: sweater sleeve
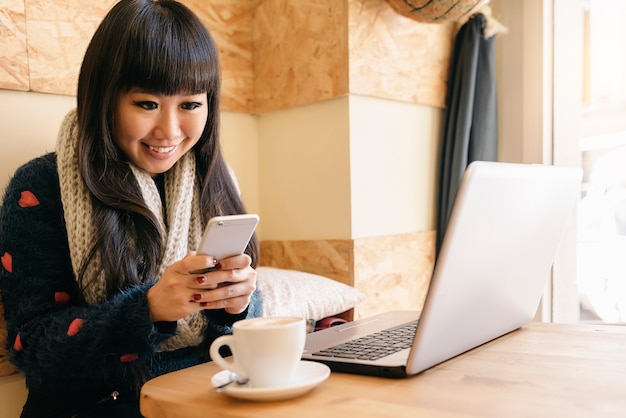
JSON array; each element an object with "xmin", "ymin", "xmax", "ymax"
[{"xmin": 0, "ymin": 154, "xmax": 176, "ymax": 385}]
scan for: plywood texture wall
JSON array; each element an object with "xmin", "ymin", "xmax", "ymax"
[
  {"xmin": 0, "ymin": 0, "xmax": 29, "ymax": 91},
  {"xmin": 0, "ymin": 0, "xmax": 256, "ymax": 112},
  {"xmin": 0, "ymin": 0, "xmax": 454, "ymax": 112},
  {"xmin": 253, "ymin": 0, "xmax": 350, "ymax": 114},
  {"xmin": 190, "ymin": 0, "xmax": 255, "ymax": 113},
  {"xmin": 349, "ymin": 0, "xmax": 454, "ymax": 109}
]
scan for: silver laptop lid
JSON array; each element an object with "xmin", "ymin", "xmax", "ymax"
[{"xmin": 407, "ymin": 162, "xmax": 582, "ymax": 374}]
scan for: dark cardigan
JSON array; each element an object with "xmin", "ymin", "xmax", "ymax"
[{"xmin": 0, "ymin": 153, "xmax": 260, "ymax": 396}]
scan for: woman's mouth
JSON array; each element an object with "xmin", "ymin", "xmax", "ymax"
[{"xmin": 147, "ymin": 145, "xmax": 177, "ymax": 154}]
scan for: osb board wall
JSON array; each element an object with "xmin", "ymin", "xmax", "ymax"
[
  {"xmin": 252, "ymin": 0, "xmax": 454, "ymax": 112},
  {"xmin": 0, "ymin": 0, "xmax": 28, "ymax": 91},
  {"xmin": 0, "ymin": 0, "xmax": 454, "ymax": 113},
  {"xmin": 188, "ymin": 0, "xmax": 255, "ymax": 112},
  {"xmin": 252, "ymin": 0, "xmax": 350, "ymax": 114},
  {"xmin": 260, "ymin": 239, "xmax": 354, "ymax": 286},
  {"xmin": 353, "ymin": 231, "xmax": 434, "ymax": 319},
  {"xmin": 260, "ymin": 230, "xmax": 435, "ymax": 319},
  {"xmin": 0, "ymin": 0, "xmax": 255, "ymax": 112},
  {"xmin": 349, "ymin": 0, "xmax": 455, "ymax": 109},
  {"xmin": 0, "ymin": 0, "xmax": 117, "ymax": 93}
]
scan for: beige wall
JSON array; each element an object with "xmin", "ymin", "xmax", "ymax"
[
  {"xmin": 349, "ymin": 95, "xmax": 442, "ymax": 237},
  {"xmin": 219, "ymin": 111, "xmax": 260, "ymax": 221},
  {"xmin": 0, "ymin": 90, "xmax": 73, "ymax": 193},
  {"xmin": 257, "ymin": 97, "xmax": 352, "ymax": 241},
  {"xmin": 255, "ymin": 94, "xmax": 442, "ymax": 242},
  {"xmin": 0, "ymin": 89, "xmax": 442, "ymax": 243}
]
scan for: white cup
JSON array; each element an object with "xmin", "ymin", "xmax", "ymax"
[{"xmin": 209, "ymin": 316, "xmax": 306, "ymax": 388}]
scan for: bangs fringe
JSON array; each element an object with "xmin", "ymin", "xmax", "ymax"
[{"xmin": 120, "ymin": 7, "xmax": 219, "ymax": 95}]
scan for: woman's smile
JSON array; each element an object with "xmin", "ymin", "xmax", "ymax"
[
  {"xmin": 144, "ymin": 143, "xmax": 180, "ymax": 160},
  {"xmin": 146, "ymin": 144, "xmax": 177, "ymax": 154}
]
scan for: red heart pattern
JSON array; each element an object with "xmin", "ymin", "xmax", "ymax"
[
  {"xmin": 119, "ymin": 353, "xmax": 139, "ymax": 363},
  {"xmin": 18, "ymin": 190, "xmax": 40, "ymax": 208},
  {"xmin": 67, "ymin": 318, "xmax": 84, "ymax": 337},
  {"xmin": 7, "ymin": 187, "xmax": 145, "ymax": 369},
  {"xmin": 13, "ymin": 334, "xmax": 22, "ymax": 351},
  {"xmin": 54, "ymin": 292, "xmax": 71, "ymax": 304},
  {"xmin": 1, "ymin": 252, "xmax": 11, "ymax": 273}
]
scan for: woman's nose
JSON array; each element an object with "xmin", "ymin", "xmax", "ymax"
[{"xmin": 153, "ymin": 111, "xmax": 182, "ymax": 140}]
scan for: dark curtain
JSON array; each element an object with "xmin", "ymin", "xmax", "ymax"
[{"xmin": 436, "ymin": 13, "xmax": 498, "ymax": 255}]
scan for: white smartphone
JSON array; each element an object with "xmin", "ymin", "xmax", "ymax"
[{"xmin": 196, "ymin": 214, "xmax": 259, "ymax": 260}]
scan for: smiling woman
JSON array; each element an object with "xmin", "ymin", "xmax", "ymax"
[{"xmin": 0, "ymin": 1, "xmax": 261, "ymax": 417}]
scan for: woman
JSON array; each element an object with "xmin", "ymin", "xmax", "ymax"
[{"xmin": 0, "ymin": 0, "xmax": 261, "ymax": 416}]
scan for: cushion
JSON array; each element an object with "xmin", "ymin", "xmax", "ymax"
[{"xmin": 256, "ymin": 266, "xmax": 365, "ymax": 321}]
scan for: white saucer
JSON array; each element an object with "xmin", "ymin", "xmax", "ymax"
[{"xmin": 211, "ymin": 361, "xmax": 330, "ymax": 402}]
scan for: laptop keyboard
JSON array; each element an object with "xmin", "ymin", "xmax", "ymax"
[{"xmin": 311, "ymin": 320, "xmax": 418, "ymax": 361}]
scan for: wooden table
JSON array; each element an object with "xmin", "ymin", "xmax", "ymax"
[{"xmin": 140, "ymin": 322, "xmax": 626, "ymax": 418}]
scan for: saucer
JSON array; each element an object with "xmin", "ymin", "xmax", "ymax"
[{"xmin": 211, "ymin": 361, "xmax": 330, "ymax": 402}]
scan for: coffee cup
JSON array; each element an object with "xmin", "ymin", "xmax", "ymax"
[{"xmin": 209, "ymin": 316, "xmax": 306, "ymax": 388}]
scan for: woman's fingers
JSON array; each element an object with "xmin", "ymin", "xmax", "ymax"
[
  {"xmin": 147, "ymin": 254, "xmax": 255, "ymax": 322},
  {"xmin": 191, "ymin": 267, "xmax": 256, "ymax": 313}
]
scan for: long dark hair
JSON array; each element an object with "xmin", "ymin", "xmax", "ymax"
[{"xmin": 76, "ymin": 0, "xmax": 258, "ymax": 297}]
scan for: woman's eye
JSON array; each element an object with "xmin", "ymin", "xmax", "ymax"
[
  {"xmin": 181, "ymin": 102, "xmax": 202, "ymax": 110},
  {"xmin": 134, "ymin": 101, "xmax": 158, "ymax": 110}
]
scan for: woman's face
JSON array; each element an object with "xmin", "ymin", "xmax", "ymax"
[{"xmin": 115, "ymin": 89, "xmax": 208, "ymax": 177}]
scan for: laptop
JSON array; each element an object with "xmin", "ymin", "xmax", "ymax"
[{"xmin": 302, "ymin": 161, "xmax": 582, "ymax": 377}]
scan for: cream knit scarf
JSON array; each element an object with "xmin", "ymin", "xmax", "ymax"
[{"xmin": 56, "ymin": 109, "xmax": 207, "ymax": 352}]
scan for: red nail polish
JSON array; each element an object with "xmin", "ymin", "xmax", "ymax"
[
  {"xmin": 214, "ymin": 262, "xmax": 222, "ymax": 270},
  {"xmin": 200, "ymin": 302, "xmax": 208, "ymax": 307},
  {"xmin": 193, "ymin": 293, "xmax": 202, "ymax": 301},
  {"xmin": 196, "ymin": 276, "xmax": 207, "ymax": 284}
]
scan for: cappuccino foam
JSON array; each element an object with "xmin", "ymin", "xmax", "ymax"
[{"xmin": 237, "ymin": 316, "xmax": 302, "ymax": 329}]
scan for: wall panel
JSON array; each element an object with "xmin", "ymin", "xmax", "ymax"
[{"xmin": 0, "ymin": 0, "xmax": 29, "ymax": 90}]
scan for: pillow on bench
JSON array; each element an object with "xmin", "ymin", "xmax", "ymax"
[{"xmin": 256, "ymin": 266, "xmax": 364, "ymax": 321}]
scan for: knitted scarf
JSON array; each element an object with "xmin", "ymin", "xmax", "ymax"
[{"xmin": 56, "ymin": 109, "xmax": 207, "ymax": 352}]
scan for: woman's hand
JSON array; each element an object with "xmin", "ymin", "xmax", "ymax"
[{"xmin": 147, "ymin": 252, "xmax": 256, "ymax": 322}]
